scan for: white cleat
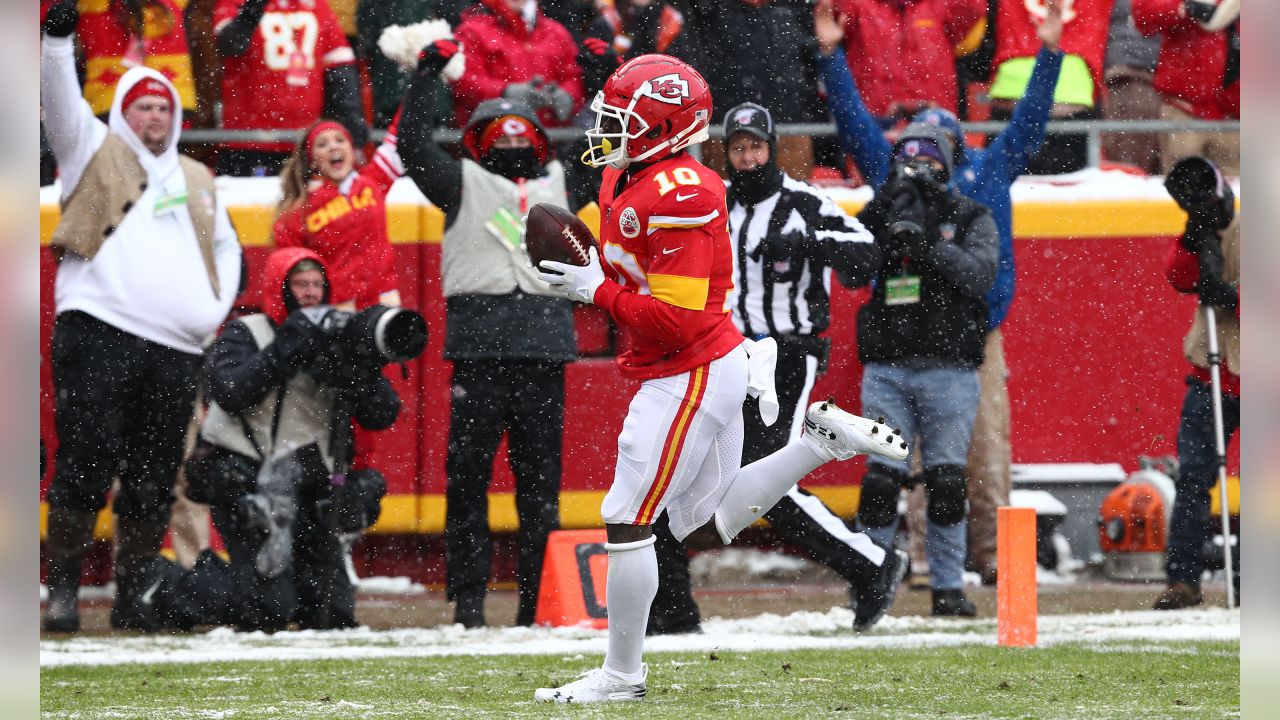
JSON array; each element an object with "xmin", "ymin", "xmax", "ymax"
[
  {"xmin": 802, "ymin": 400, "xmax": 910, "ymax": 462},
  {"xmin": 534, "ymin": 665, "xmax": 648, "ymax": 704}
]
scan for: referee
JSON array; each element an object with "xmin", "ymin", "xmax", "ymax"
[{"xmin": 648, "ymin": 103, "xmax": 906, "ymax": 634}]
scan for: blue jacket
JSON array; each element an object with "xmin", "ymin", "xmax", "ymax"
[{"xmin": 817, "ymin": 46, "xmax": 1064, "ymax": 330}]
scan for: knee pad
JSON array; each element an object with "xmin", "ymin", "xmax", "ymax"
[
  {"xmin": 858, "ymin": 465, "xmax": 907, "ymax": 529},
  {"xmin": 926, "ymin": 465, "xmax": 969, "ymax": 526}
]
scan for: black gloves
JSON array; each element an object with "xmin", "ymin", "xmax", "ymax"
[
  {"xmin": 43, "ymin": 0, "xmax": 78, "ymax": 38},
  {"xmin": 580, "ymin": 36, "xmax": 621, "ymax": 72},
  {"xmin": 751, "ymin": 230, "xmax": 810, "ymax": 282},
  {"xmin": 1183, "ymin": 0, "xmax": 1216, "ymax": 24},
  {"xmin": 1198, "ymin": 276, "xmax": 1238, "ymax": 310},
  {"xmin": 885, "ymin": 180, "xmax": 931, "ymax": 260},
  {"xmin": 417, "ymin": 38, "xmax": 461, "ymax": 77},
  {"xmin": 270, "ymin": 311, "xmax": 324, "ymax": 370}
]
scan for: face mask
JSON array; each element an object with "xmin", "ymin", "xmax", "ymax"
[
  {"xmin": 481, "ymin": 147, "xmax": 543, "ymax": 179},
  {"xmin": 728, "ymin": 159, "xmax": 783, "ymax": 205}
]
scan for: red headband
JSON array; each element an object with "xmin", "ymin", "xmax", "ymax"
[
  {"xmin": 121, "ymin": 78, "xmax": 174, "ymax": 112},
  {"xmin": 477, "ymin": 115, "xmax": 547, "ymax": 163},
  {"xmin": 304, "ymin": 121, "xmax": 353, "ymax": 164}
]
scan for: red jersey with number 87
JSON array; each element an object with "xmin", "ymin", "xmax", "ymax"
[
  {"xmin": 592, "ymin": 152, "xmax": 744, "ymax": 380},
  {"xmin": 214, "ymin": 0, "xmax": 356, "ymax": 152}
]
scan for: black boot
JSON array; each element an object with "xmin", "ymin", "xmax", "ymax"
[
  {"xmin": 853, "ymin": 549, "xmax": 908, "ymax": 631},
  {"xmin": 454, "ymin": 593, "xmax": 485, "ymax": 629},
  {"xmin": 931, "ymin": 588, "xmax": 977, "ymax": 617},
  {"xmin": 42, "ymin": 508, "xmax": 98, "ymax": 633},
  {"xmin": 110, "ymin": 518, "xmax": 170, "ymax": 632}
]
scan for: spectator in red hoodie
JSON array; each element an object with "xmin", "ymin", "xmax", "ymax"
[
  {"xmin": 1132, "ymin": 0, "xmax": 1238, "ymax": 175},
  {"xmin": 451, "ymin": 0, "xmax": 585, "ymax": 128},
  {"xmin": 832, "ymin": 0, "xmax": 986, "ymax": 124}
]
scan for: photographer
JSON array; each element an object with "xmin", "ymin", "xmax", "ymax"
[
  {"xmin": 846, "ymin": 124, "xmax": 998, "ymax": 617},
  {"xmin": 1155, "ymin": 155, "xmax": 1240, "ymax": 610},
  {"xmin": 189, "ymin": 248, "xmax": 404, "ymax": 631}
]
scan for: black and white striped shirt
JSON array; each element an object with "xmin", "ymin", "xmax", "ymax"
[{"xmin": 727, "ymin": 174, "xmax": 876, "ymax": 338}]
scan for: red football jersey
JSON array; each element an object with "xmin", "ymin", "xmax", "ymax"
[
  {"xmin": 214, "ymin": 0, "xmax": 356, "ymax": 152},
  {"xmin": 75, "ymin": 0, "xmax": 197, "ymax": 116},
  {"xmin": 272, "ymin": 131, "xmax": 404, "ymax": 308},
  {"xmin": 593, "ymin": 153, "xmax": 744, "ymax": 381}
]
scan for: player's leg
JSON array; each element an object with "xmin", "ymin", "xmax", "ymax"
[
  {"xmin": 646, "ymin": 512, "xmax": 701, "ymax": 635},
  {"xmin": 444, "ymin": 359, "xmax": 508, "ymax": 627},
  {"xmin": 914, "ymin": 366, "xmax": 981, "ymax": 616},
  {"xmin": 854, "ymin": 363, "xmax": 918, "ymax": 553},
  {"xmin": 537, "ymin": 356, "xmax": 744, "ymax": 703},
  {"xmin": 505, "ymin": 360, "xmax": 565, "ymax": 626}
]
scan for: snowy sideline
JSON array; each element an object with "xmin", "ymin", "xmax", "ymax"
[{"xmin": 40, "ymin": 607, "xmax": 1238, "ymax": 668}]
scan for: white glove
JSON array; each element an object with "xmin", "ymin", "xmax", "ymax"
[{"xmin": 539, "ymin": 246, "xmax": 606, "ymax": 304}]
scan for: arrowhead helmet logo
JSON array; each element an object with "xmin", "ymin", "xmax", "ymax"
[
  {"xmin": 619, "ymin": 207, "xmax": 641, "ymax": 238},
  {"xmin": 641, "ymin": 73, "xmax": 690, "ymax": 105}
]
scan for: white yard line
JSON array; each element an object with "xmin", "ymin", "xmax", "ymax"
[{"xmin": 40, "ymin": 607, "xmax": 1238, "ymax": 669}]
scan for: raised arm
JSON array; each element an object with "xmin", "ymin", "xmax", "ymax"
[
  {"xmin": 814, "ymin": 2, "xmax": 893, "ymax": 187},
  {"xmin": 397, "ymin": 40, "xmax": 465, "ymax": 223},
  {"xmin": 40, "ymin": 3, "xmax": 108, "ymax": 196}
]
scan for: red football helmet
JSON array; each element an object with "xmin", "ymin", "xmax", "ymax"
[{"xmin": 581, "ymin": 54, "xmax": 713, "ymax": 168}]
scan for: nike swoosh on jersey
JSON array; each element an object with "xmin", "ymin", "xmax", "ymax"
[
  {"xmin": 662, "ymin": 246, "xmax": 683, "ymax": 255},
  {"xmin": 675, "ymin": 191, "xmax": 698, "ymax": 201}
]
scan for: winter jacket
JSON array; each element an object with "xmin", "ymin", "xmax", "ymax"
[
  {"xmin": 669, "ymin": 0, "xmax": 826, "ymax": 123},
  {"xmin": 42, "ymin": 34, "xmax": 241, "ymax": 355},
  {"xmin": 831, "ymin": 0, "xmax": 986, "ymax": 117},
  {"xmin": 818, "ymin": 45, "xmax": 1062, "ymax": 331},
  {"xmin": 1132, "ymin": 0, "xmax": 1239, "ymax": 119},
  {"xmin": 1166, "ymin": 220, "xmax": 1239, "ymax": 394},
  {"xmin": 851, "ymin": 188, "xmax": 998, "ymax": 367},
  {"xmin": 451, "ymin": 0, "xmax": 584, "ymax": 127},
  {"xmin": 994, "ymin": 0, "xmax": 1112, "ymax": 103}
]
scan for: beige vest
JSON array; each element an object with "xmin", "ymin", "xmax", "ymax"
[
  {"xmin": 200, "ymin": 314, "xmax": 338, "ymax": 471},
  {"xmin": 442, "ymin": 159, "xmax": 568, "ymax": 298},
  {"xmin": 52, "ymin": 134, "xmax": 222, "ymax": 296},
  {"xmin": 1183, "ymin": 219, "xmax": 1240, "ymax": 376}
]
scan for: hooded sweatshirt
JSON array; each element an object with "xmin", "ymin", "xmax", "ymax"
[{"xmin": 42, "ymin": 35, "xmax": 241, "ymax": 355}]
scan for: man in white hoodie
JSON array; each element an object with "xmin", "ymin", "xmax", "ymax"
[{"xmin": 40, "ymin": 0, "xmax": 242, "ymax": 633}]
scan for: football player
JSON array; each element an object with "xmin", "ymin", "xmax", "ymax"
[{"xmin": 534, "ymin": 54, "xmax": 910, "ymax": 704}]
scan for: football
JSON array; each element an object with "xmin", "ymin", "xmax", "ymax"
[{"xmin": 524, "ymin": 203, "xmax": 597, "ymax": 268}]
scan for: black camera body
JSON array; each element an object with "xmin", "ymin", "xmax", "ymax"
[
  {"xmin": 1165, "ymin": 155, "xmax": 1235, "ymax": 231},
  {"xmin": 300, "ymin": 304, "xmax": 428, "ymax": 386}
]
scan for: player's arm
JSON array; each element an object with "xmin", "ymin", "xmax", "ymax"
[
  {"xmin": 595, "ymin": 222, "xmax": 723, "ymax": 348},
  {"xmin": 807, "ymin": 192, "xmax": 884, "ymax": 279}
]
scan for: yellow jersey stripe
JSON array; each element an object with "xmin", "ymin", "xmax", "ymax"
[{"xmin": 649, "ymin": 273, "xmax": 710, "ymax": 310}]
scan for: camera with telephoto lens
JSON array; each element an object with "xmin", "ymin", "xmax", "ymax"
[
  {"xmin": 299, "ymin": 305, "xmax": 428, "ymax": 385},
  {"xmin": 1165, "ymin": 155, "xmax": 1235, "ymax": 231}
]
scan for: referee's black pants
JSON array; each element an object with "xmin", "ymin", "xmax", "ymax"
[
  {"xmin": 444, "ymin": 359, "xmax": 564, "ymax": 626},
  {"xmin": 649, "ymin": 338, "xmax": 880, "ymax": 633}
]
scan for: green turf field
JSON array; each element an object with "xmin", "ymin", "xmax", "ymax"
[{"xmin": 42, "ymin": 640, "xmax": 1238, "ymax": 719}]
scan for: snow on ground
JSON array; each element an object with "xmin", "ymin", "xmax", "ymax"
[{"xmin": 40, "ymin": 606, "xmax": 1238, "ymax": 669}]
